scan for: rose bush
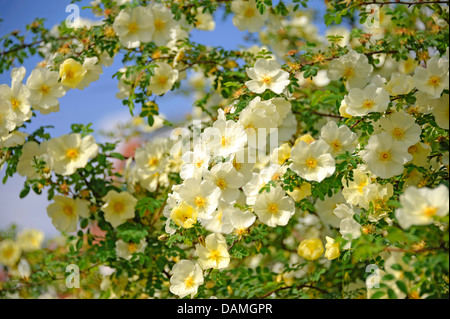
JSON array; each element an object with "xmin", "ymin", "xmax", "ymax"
[{"xmin": 0, "ymin": 0, "xmax": 448, "ymax": 299}]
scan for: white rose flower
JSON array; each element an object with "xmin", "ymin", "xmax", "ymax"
[
  {"xmin": 361, "ymin": 132, "xmax": 412, "ymax": 179},
  {"xmin": 396, "ymin": 185, "xmax": 449, "ymax": 229},
  {"xmin": 245, "ymin": 59, "xmax": 290, "ymax": 94},
  {"xmin": 290, "ymin": 139, "xmax": 336, "ymax": 182},
  {"xmin": 253, "ymin": 185, "xmax": 295, "ymax": 227},
  {"xmin": 231, "ymin": 0, "xmax": 269, "ymax": 32},
  {"xmin": 113, "ymin": 6, "xmax": 155, "ymax": 49}
]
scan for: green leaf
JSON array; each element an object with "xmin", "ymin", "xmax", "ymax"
[
  {"xmin": 370, "ymin": 291, "xmax": 385, "ymax": 299},
  {"xmin": 19, "ymin": 186, "xmax": 31, "ymax": 198},
  {"xmin": 109, "ymin": 152, "xmax": 125, "ymax": 161},
  {"xmin": 396, "ymin": 280, "xmax": 408, "ymax": 295}
]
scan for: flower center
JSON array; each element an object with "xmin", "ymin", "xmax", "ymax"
[
  {"xmin": 195, "ymin": 159, "xmax": 204, "ymax": 168},
  {"xmin": 184, "ymin": 275, "xmax": 195, "ymax": 288},
  {"xmin": 2, "ymin": 248, "xmax": 14, "ymax": 259},
  {"xmin": 40, "ymin": 84, "xmax": 50, "ymax": 95},
  {"xmin": 331, "ymin": 140, "xmax": 342, "ymax": 151},
  {"xmin": 128, "ymin": 21, "xmax": 138, "ymax": 33},
  {"xmin": 217, "ymin": 178, "xmax": 227, "ymax": 189},
  {"xmin": 379, "ymin": 151, "xmax": 391, "ymax": 161},
  {"xmin": 65, "ymin": 69, "xmax": 74, "ymax": 80},
  {"xmin": 209, "ymin": 249, "xmax": 221, "ymax": 262},
  {"xmin": 268, "ymin": 203, "xmax": 278, "ymax": 213},
  {"xmin": 271, "ymin": 173, "xmax": 282, "ymax": 181},
  {"xmin": 221, "ymin": 136, "xmax": 230, "ymax": 147},
  {"xmin": 245, "ymin": 124, "xmax": 256, "ymax": 134},
  {"xmin": 194, "ymin": 196, "xmax": 206, "ymax": 207},
  {"xmin": 128, "ymin": 242, "xmax": 138, "ymax": 253},
  {"xmin": 344, "ymin": 68, "xmax": 354, "ymax": 78},
  {"xmin": 154, "ymin": 19, "xmax": 165, "ymax": 31},
  {"xmin": 243, "ymin": 7, "xmax": 255, "ymax": 18},
  {"xmin": 262, "ymin": 75, "xmax": 272, "ymax": 85},
  {"xmin": 423, "ymin": 206, "xmax": 437, "ymax": 217},
  {"xmin": 148, "ymin": 157, "xmax": 159, "ymax": 167},
  {"xmin": 233, "ymin": 161, "xmax": 243, "ymax": 171},
  {"xmin": 407, "ymin": 145, "xmax": 418, "ymax": 154},
  {"xmin": 392, "ymin": 127, "xmax": 405, "ymax": 139},
  {"xmin": 113, "ymin": 201, "xmax": 125, "ymax": 214},
  {"xmin": 157, "ymin": 76, "xmax": 168, "ymax": 86},
  {"xmin": 427, "ymin": 75, "xmax": 441, "ymax": 87},
  {"xmin": 362, "ymin": 99, "xmax": 375, "ymax": 109},
  {"xmin": 63, "ymin": 205, "xmax": 74, "ymax": 216},
  {"xmin": 357, "ymin": 181, "xmax": 368, "ymax": 194},
  {"xmin": 65, "ymin": 148, "xmax": 79, "ymax": 160},
  {"xmin": 305, "ymin": 157, "xmax": 318, "ymax": 169},
  {"xmin": 10, "ymin": 98, "xmax": 20, "ymax": 109},
  {"xmin": 408, "ymin": 290, "xmax": 420, "ymax": 299}
]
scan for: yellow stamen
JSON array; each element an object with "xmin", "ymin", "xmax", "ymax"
[
  {"xmin": 128, "ymin": 242, "xmax": 138, "ymax": 253},
  {"xmin": 157, "ymin": 76, "xmax": 168, "ymax": 86},
  {"xmin": 344, "ymin": 68, "xmax": 354, "ymax": 78},
  {"xmin": 362, "ymin": 99, "xmax": 375, "ymax": 109},
  {"xmin": 243, "ymin": 7, "xmax": 255, "ymax": 18},
  {"xmin": 408, "ymin": 145, "xmax": 418, "ymax": 154},
  {"xmin": 63, "ymin": 205, "xmax": 74, "ymax": 216},
  {"xmin": 392, "ymin": 128, "xmax": 405, "ymax": 139},
  {"xmin": 2, "ymin": 248, "xmax": 14, "ymax": 259},
  {"xmin": 221, "ymin": 136, "xmax": 229, "ymax": 147},
  {"xmin": 40, "ymin": 84, "xmax": 50, "ymax": 95},
  {"xmin": 427, "ymin": 75, "xmax": 441, "ymax": 87},
  {"xmin": 128, "ymin": 21, "xmax": 138, "ymax": 33},
  {"xmin": 379, "ymin": 151, "xmax": 391, "ymax": 161},
  {"xmin": 268, "ymin": 203, "xmax": 278, "ymax": 213},
  {"xmin": 262, "ymin": 75, "xmax": 272, "ymax": 84},
  {"xmin": 305, "ymin": 157, "xmax": 317, "ymax": 169},
  {"xmin": 217, "ymin": 178, "xmax": 227, "ymax": 189},
  {"xmin": 184, "ymin": 275, "xmax": 195, "ymax": 288},
  {"xmin": 113, "ymin": 201, "xmax": 125, "ymax": 213},
  {"xmin": 10, "ymin": 98, "xmax": 20, "ymax": 109},
  {"xmin": 209, "ymin": 249, "xmax": 221, "ymax": 262},
  {"xmin": 423, "ymin": 206, "xmax": 438, "ymax": 217},
  {"xmin": 233, "ymin": 161, "xmax": 243, "ymax": 171},
  {"xmin": 148, "ymin": 157, "xmax": 159, "ymax": 167},
  {"xmin": 331, "ymin": 140, "xmax": 341, "ymax": 152},
  {"xmin": 154, "ymin": 19, "xmax": 165, "ymax": 31},
  {"xmin": 65, "ymin": 148, "xmax": 79, "ymax": 160},
  {"xmin": 195, "ymin": 160, "xmax": 204, "ymax": 168},
  {"xmin": 194, "ymin": 196, "xmax": 206, "ymax": 207}
]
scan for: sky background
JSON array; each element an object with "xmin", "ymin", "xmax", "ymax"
[{"xmin": 0, "ymin": 0, "xmax": 327, "ymax": 237}]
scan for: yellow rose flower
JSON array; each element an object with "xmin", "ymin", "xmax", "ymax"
[
  {"xmin": 170, "ymin": 201, "xmax": 198, "ymax": 229},
  {"xmin": 297, "ymin": 238, "xmax": 324, "ymax": 261},
  {"xmin": 101, "ymin": 190, "xmax": 137, "ymax": 228},
  {"xmin": 287, "ymin": 183, "xmax": 312, "ymax": 202},
  {"xmin": 0, "ymin": 239, "xmax": 21, "ymax": 267},
  {"xmin": 324, "ymin": 236, "xmax": 340, "ymax": 260},
  {"xmin": 59, "ymin": 58, "xmax": 87, "ymax": 89}
]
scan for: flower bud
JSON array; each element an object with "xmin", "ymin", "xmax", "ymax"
[
  {"xmin": 324, "ymin": 236, "xmax": 340, "ymax": 260},
  {"xmin": 297, "ymin": 238, "xmax": 324, "ymax": 261}
]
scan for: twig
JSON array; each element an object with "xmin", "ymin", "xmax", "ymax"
[
  {"xmin": 292, "ymin": 110, "xmax": 344, "ymax": 119},
  {"xmin": 258, "ymin": 284, "xmax": 328, "ymax": 299},
  {"xmin": 350, "ymin": 119, "xmax": 364, "ymax": 130},
  {"xmin": 0, "ymin": 36, "xmax": 72, "ymax": 56},
  {"xmin": 359, "ymin": 0, "xmax": 449, "ymax": 7}
]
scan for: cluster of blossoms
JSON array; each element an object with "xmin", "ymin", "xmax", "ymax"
[
  {"xmin": 0, "ymin": 57, "xmax": 104, "ymax": 149},
  {"xmin": 0, "ymin": 0, "xmax": 449, "ymax": 299},
  {"xmin": 0, "ymin": 229, "xmax": 44, "ymax": 278}
]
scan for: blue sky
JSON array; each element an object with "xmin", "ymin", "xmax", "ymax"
[{"xmin": 0, "ymin": 0, "xmax": 327, "ymax": 236}]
